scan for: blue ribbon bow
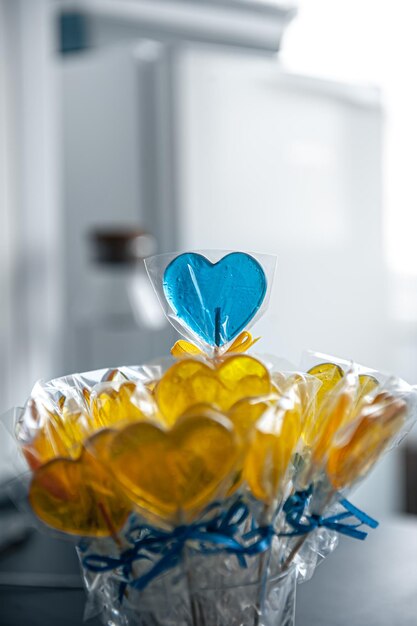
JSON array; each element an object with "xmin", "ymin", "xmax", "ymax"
[
  {"xmin": 82, "ymin": 493, "xmax": 378, "ymax": 602},
  {"xmin": 282, "ymin": 488, "xmax": 379, "ymax": 540},
  {"xmin": 82, "ymin": 500, "xmax": 274, "ymax": 601}
]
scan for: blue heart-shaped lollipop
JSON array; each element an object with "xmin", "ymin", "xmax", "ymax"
[{"xmin": 163, "ymin": 252, "xmax": 267, "ymax": 347}]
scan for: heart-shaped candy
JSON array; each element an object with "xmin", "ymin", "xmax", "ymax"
[
  {"xmin": 91, "ymin": 381, "xmax": 146, "ymax": 429},
  {"xmin": 29, "ymin": 435, "xmax": 130, "ymax": 536},
  {"xmin": 244, "ymin": 402, "xmax": 302, "ymax": 504},
  {"xmin": 163, "ymin": 252, "xmax": 267, "ymax": 347},
  {"xmin": 104, "ymin": 413, "xmax": 239, "ymax": 521},
  {"xmin": 22, "ymin": 399, "xmax": 90, "ymax": 470},
  {"xmin": 155, "ymin": 354, "xmax": 272, "ymax": 425}
]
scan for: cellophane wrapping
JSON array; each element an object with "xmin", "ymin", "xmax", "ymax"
[
  {"xmin": 144, "ymin": 251, "xmax": 276, "ymax": 356},
  {"xmin": 11, "ymin": 250, "xmax": 417, "ymax": 626}
]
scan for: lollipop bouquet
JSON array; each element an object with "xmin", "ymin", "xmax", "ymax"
[{"xmin": 14, "ymin": 251, "xmax": 417, "ymax": 626}]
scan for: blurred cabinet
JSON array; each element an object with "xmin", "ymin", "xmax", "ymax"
[{"xmin": 60, "ymin": 43, "xmax": 177, "ymax": 372}]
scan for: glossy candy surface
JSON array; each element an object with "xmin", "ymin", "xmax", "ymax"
[
  {"xmin": 303, "ymin": 365, "xmax": 380, "ymax": 457},
  {"xmin": 155, "ymin": 355, "xmax": 272, "ymax": 425},
  {"xmin": 90, "ymin": 381, "xmax": 146, "ymax": 428},
  {"xmin": 163, "ymin": 252, "xmax": 267, "ymax": 347},
  {"xmin": 327, "ymin": 392, "xmax": 407, "ymax": 489},
  {"xmin": 171, "ymin": 331, "xmax": 259, "ymax": 358},
  {"xmin": 104, "ymin": 413, "xmax": 239, "ymax": 520},
  {"xmin": 29, "ymin": 436, "xmax": 130, "ymax": 536},
  {"xmin": 302, "ymin": 363, "xmax": 344, "ymax": 447},
  {"xmin": 22, "ymin": 398, "xmax": 90, "ymax": 470},
  {"xmin": 244, "ymin": 398, "xmax": 302, "ymax": 504}
]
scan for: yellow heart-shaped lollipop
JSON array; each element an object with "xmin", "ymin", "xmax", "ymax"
[
  {"xmin": 302, "ymin": 363, "xmax": 347, "ymax": 448},
  {"xmin": 21, "ymin": 397, "xmax": 90, "ymax": 470},
  {"xmin": 307, "ymin": 363, "xmax": 344, "ymax": 399},
  {"xmin": 155, "ymin": 355, "xmax": 272, "ymax": 426},
  {"xmin": 327, "ymin": 392, "xmax": 407, "ymax": 490},
  {"xmin": 356, "ymin": 374, "xmax": 379, "ymax": 407},
  {"xmin": 304, "ymin": 367, "xmax": 380, "ymax": 465},
  {"xmin": 227, "ymin": 399, "xmax": 269, "ymax": 437},
  {"xmin": 103, "ymin": 412, "xmax": 239, "ymax": 521},
  {"xmin": 90, "ymin": 381, "xmax": 147, "ymax": 429},
  {"xmin": 29, "ymin": 434, "xmax": 130, "ymax": 536},
  {"xmin": 244, "ymin": 399, "xmax": 303, "ymax": 504}
]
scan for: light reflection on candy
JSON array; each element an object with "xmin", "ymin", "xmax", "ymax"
[
  {"xmin": 162, "ymin": 252, "xmax": 267, "ymax": 348},
  {"xmin": 301, "ymin": 366, "xmax": 381, "ymax": 465},
  {"xmin": 170, "ymin": 331, "xmax": 260, "ymax": 358},
  {"xmin": 29, "ymin": 437, "xmax": 130, "ymax": 537},
  {"xmin": 227, "ymin": 399, "xmax": 269, "ymax": 437},
  {"xmin": 244, "ymin": 388, "xmax": 303, "ymax": 504},
  {"xmin": 155, "ymin": 355, "xmax": 272, "ymax": 426},
  {"xmin": 301, "ymin": 363, "xmax": 345, "ymax": 448},
  {"xmin": 327, "ymin": 392, "xmax": 407, "ymax": 490},
  {"xmin": 90, "ymin": 381, "xmax": 148, "ymax": 428},
  {"xmin": 295, "ymin": 365, "xmax": 382, "ymax": 490},
  {"xmin": 21, "ymin": 396, "xmax": 90, "ymax": 469},
  {"xmin": 355, "ymin": 374, "xmax": 379, "ymax": 409},
  {"xmin": 310, "ymin": 372, "xmax": 358, "ymax": 466},
  {"xmin": 100, "ymin": 412, "xmax": 240, "ymax": 521}
]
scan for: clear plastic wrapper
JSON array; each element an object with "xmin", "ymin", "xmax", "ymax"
[
  {"xmin": 9, "ymin": 250, "xmax": 417, "ymax": 626},
  {"xmin": 13, "ymin": 354, "xmax": 417, "ymax": 625},
  {"xmin": 145, "ymin": 251, "xmax": 276, "ymax": 355},
  {"xmin": 78, "ymin": 522, "xmax": 299, "ymax": 626}
]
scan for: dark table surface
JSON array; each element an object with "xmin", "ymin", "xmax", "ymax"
[{"xmin": 0, "ymin": 511, "xmax": 416, "ymax": 626}]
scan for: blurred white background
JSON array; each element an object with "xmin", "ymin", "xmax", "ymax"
[{"xmin": 1, "ymin": 0, "xmax": 417, "ymax": 514}]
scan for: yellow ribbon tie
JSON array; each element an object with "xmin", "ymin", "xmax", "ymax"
[{"xmin": 170, "ymin": 331, "xmax": 260, "ymax": 358}]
